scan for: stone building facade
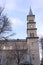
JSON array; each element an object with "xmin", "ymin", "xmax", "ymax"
[{"xmin": 0, "ymin": 8, "xmax": 40, "ymax": 65}]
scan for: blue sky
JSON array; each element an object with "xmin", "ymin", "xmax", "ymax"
[{"xmin": 0, "ymin": 0, "xmax": 43, "ymax": 39}]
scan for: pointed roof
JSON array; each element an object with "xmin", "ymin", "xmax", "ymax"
[{"xmin": 29, "ymin": 8, "xmax": 33, "ymax": 15}]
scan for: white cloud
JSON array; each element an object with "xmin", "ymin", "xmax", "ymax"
[
  {"xmin": 0, "ymin": 0, "xmax": 16, "ymax": 12},
  {"xmin": 10, "ymin": 18, "xmax": 24, "ymax": 28},
  {"xmin": 5, "ymin": 0, "xmax": 16, "ymax": 11},
  {"xmin": 0, "ymin": 0, "xmax": 43, "ymax": 13},
  {"xmin": 0, "ymin": 0, "xmax": 27, "ymax": 12},
  {"xmin": 0, "ymin": 0, "xmax": 5, "ymax": 7}
]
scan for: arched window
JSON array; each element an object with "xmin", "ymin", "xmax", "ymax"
[
  {"xmin": 32, "ymin": 42, "xmax": 34, "ymax": 47},
  {"xmin": 30, "ymin": 33, "xmax": 34, "ymax": 37},
  {"xmin": 32, "ymin": 54, "xmax": 35, "ymax": 60}
]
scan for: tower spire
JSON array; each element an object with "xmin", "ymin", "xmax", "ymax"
[{"xmin": 29, "ymin": 7, "xmax": 33, "ymax": 15}]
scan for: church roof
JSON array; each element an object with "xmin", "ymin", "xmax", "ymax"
[{"xmin": 0, "ymin": 39, "xmax": 26, "ymax": 42}]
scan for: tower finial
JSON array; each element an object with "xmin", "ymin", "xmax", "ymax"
[{"xmin": 29, "ymin": 7, "xmax": 33, "ymax": 15}]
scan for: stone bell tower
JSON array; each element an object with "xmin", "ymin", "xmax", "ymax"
[{"xmin": 27, "ymin": 8, "xmax": 40, "ymax": 65}]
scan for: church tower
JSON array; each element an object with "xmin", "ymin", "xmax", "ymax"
[{"xmin": 27, "ymin": 8, "xmax": 40, "ymax": 65}]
